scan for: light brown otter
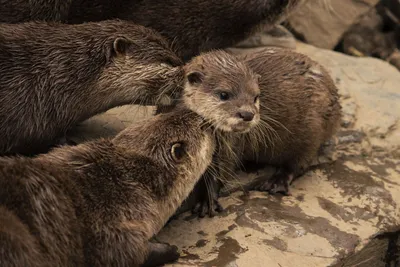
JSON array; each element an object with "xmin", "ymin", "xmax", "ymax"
[
  {"xmin": 0, "ymin": 106, "xmax": 215, "ymax": 267},
  {"xmin": 183, "ymin": 50, "xmax": 261, "ymax": 133},
  {"xmin": 173, "ymin": 48, "xmax": 341, "ymax": 216},
  {"xmin": 157, "ymin": 50, "xmax": 262, "ymax": 217},
  {"xmin": 238, "ymin": 48, "xmax": 341, "ymax": 193},
  {"xmin": 0, "ymin": 20, "xmax": 183, "ymax": 156}
]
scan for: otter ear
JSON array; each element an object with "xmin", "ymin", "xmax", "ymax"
[
  {"xmin": 186, "ymin": 71, "xmax": 204, "ymax": 85},
  {"xmin": 112, "ymin": 37, "xmax": 132, "ymax": 56}
]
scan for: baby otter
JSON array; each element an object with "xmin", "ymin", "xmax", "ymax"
[
  {"xmin": 0, "ymin": 20, "xmax": 183, "ymax": 156},
  {"xmin": 156, "ymin": 50, "xmax": 262, "ymax": 217},
  {"xmin": 183, "ymin": 50, "xmax": 261, "ymax": 133},
  {"xmin": 174, "ymin": 48, "xmax": 341, "ymax": 216},
  {"xmin": 239, "ymin": 48, "xmax": 341, "ymax": 193},
  {"xmin": 0, "ymin": 106, "xmax": 215, "ymax": 267}
]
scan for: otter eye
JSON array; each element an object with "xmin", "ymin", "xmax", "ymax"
[
  {"xmin": 171, "ymin": 142, "xmax": 186, "ymax": 162},
  {"xmin": 219, "ymin": 92, "xmax": 230, "ymax": 101},
  {"xmin": 254, "ymin": 95, "xmax": 260, "ymax": 103}
]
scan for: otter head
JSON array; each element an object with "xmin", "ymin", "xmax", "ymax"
[
  {"xmin": 113, "ymin": 107, "xmax": 215, "ymax": 194},
  {"xmin": 100, "ymin": 22, "xmax": 184, "ymax": 106},
  {"xmin": 182, "ymin": 50, "xmax": 260, "ymax": 133}
]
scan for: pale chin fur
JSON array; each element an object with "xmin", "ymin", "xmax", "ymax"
[{"xmin": 220, "ymin": 116, "xmax": 259, "ymax": 133}]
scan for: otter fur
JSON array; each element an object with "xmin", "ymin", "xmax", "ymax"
[
  {"xmin": 171, "ymin": 48, "xmax": 341, "ymax": 215},
  {"xmin": 0, "ymin": 0, "xmax": 301, "ymax": 60},
  {"xmin": 0, "ymin": 0, "xmax": 72, "ymax": 22},
  {"xmin": 159, "ymin": 50, "xmax": 262, "ymax": 217},
  {"xmin": 68, "ymin": 0, "xmax": 301, "ymax": 60},
  {"xmin": 238, "ymin": 48, "xmax": 341, "ymax": 193},
  {"xmin": 0, "ymin": 106, "xmax": 215, "ymax": 267},
  {"xmin": 0, "ymin": 20, "xmax": 183, "ymax": 156}
]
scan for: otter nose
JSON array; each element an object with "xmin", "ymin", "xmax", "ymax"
[{"xmin": 237, "ymin": 111, "xmax": 254, "ymax": 122}]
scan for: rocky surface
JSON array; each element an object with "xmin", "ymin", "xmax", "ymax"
[
  {"xmin": 287, "ymin": 0, "xmax": 380, "ymax": 49},
  {"xmin": 67, "ymin": 41, "xmax": 400, "ymax": 266}
]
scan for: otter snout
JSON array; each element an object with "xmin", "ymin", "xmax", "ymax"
[{"xmin": 237, "ymin": 111, "xmax": 255, "ymax": 122}]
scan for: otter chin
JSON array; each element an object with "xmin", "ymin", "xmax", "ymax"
[
  {"xmin": 220, "ymin": 114, "xmax": 261, "ymax": 133},
  {"xmin": 182, "ymin": 50, "xmax": 261, "ymax": 133}
]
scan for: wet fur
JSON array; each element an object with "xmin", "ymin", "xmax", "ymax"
[
  {"xmin": 0, "ymin": 0, "xmax": 72, "ymax": 22},
  {"xmin": 238, "ymin": 48, "xmax": 341, "ymax": 174},
  {"xmin": 0, "ymin": 107, "xmax": 215, "ymax": 267},
  {"xmin": 183, "ymin": 50, "xmax": 261, "ymax": 133},
  {"xmin": 104, "ymin": 0, "xmax": 302, "ymax": 59},
  {"xmin": 0, "ymin": 20, "xmax": 183, "ymax": 155},
  {"xmin": 178, "ymin": 48, "xmax": 341, "ymax": 213},
  {"xmin": 0, "ymin": 0, "xmax": 301, "ymax": 59}
]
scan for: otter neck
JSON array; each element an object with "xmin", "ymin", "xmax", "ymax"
[{"xmin": 153, "ymin": 170, "xmax": 202, "ymax": 232}]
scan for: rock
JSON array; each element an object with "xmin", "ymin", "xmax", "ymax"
[
  {"xmin": 67, "ymin": 42, "xmax": 400, "ymax": 266},
  {"xmin": 388, "ymin": 49, "xmax": 400, "ymax": 71},
  {"xmin": 234, "ymin": 25, "xmax": 297, "ymax": 50},
  {"xmin": 286, "ymin": 0, "xmax": 380, "ymax": 49}
]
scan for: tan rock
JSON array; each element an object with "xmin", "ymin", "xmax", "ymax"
[{"xmin": 287, "ymin": 0, "xmax": 380, "ymax": 49}]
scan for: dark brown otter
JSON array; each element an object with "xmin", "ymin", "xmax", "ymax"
[
  {"xmin": 0, "ymin": 106, "xmax": 215, "ymax": 267},
  {"xmin": 0, "ymin": 1, "xmax": 301, "ymax": 59},
  {"xmin": 67, "ymin": 0, "xmax": 301, "ymax": 60},
  {"xmin": 176, "ymin": 48, "xmax": 341, "ymax": 216},
  {"xmin": 0, "ymin": 0, "xmax": 72, "ymax": 22},
  {"xmin": 0, "ymin": 20, "xmax": 183, "ymax": 156}
]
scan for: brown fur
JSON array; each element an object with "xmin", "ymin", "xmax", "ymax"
[
  {"xmin": 180, "ymin": 48, "xmax": 341, "ymax": 209},
  {"xmin": 0, "ymin": 0, "xmax": 72, "ymax": 22},
  {"xmin": 183, "ymin": 50, "xmax": 261, "ymax": 133},
  {"xmin": 157, "ymin": 50, "xmax": 262, "ymax": 217},
  {"xmin": 68, "ymin": 0, "xmax": 301, "ymax": 59},
  {"xmin": 239, "ymin": 48, "xmax": 341, "ymax": 176},
  {"xmin": 0, "ymin": 0, "xmax": 300, "ymax": 59},
  {"xmin": 0, "ymin": 106, "xmax": 215, "ymax": 267},
  {"xmin": 0, "ymin": 20, "xmax": 184, "ymax": 156}
]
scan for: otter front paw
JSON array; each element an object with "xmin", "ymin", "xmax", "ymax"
[
  {"xmin": 252, "ymin": 172, "xmax": 294, "ymax": 196},
  {"xmin": 192, "ymin": 197, "xmax": 224, "ymax": 218},
  {"xmin": 141, "ymin": 242, "xmax": 180, "ymax": 267},
  {"xmin": 191, "ymin": 176, "xmax": 223, "ymax": 218},
  {"xmin": 56, "ymin": 135, "xmax": 77, "ymax": 146}
]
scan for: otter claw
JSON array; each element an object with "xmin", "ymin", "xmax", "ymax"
[
  {"xmin": 192, "ymin": 198, "xmax": 223, "ymax": 218},
  {"xmin": 56, "ymin": 136, "xmax": 77, "ymax": 146}
]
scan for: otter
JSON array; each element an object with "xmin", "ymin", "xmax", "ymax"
[
  {"xmin": 182, "ymin": 50, "xmax": 261, "ymax": 133},
  {"xmin": 0, "ymin": 106, "xmax": 215, "ymax": 267},
  {"xmin": 0, "ymin": 0, "xmax": 72, "ymax": 22},
  {"xmin": 68, "ymin": 0, "xmax": 301, "ymax": 60},
  {"xmin": 156, "ymin": 50, "xmax": 261, "ymax": 217},
  {"xmin": 173, "ymin": 48, "xmax": 341, "ymax": 216},
  {"xmin": 0, "ymin": 20, "xmax": 183, "ymax": 156},
  {"xmin": 0, "ymin": 0, "xmax": 301, "ymax": 60}
]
